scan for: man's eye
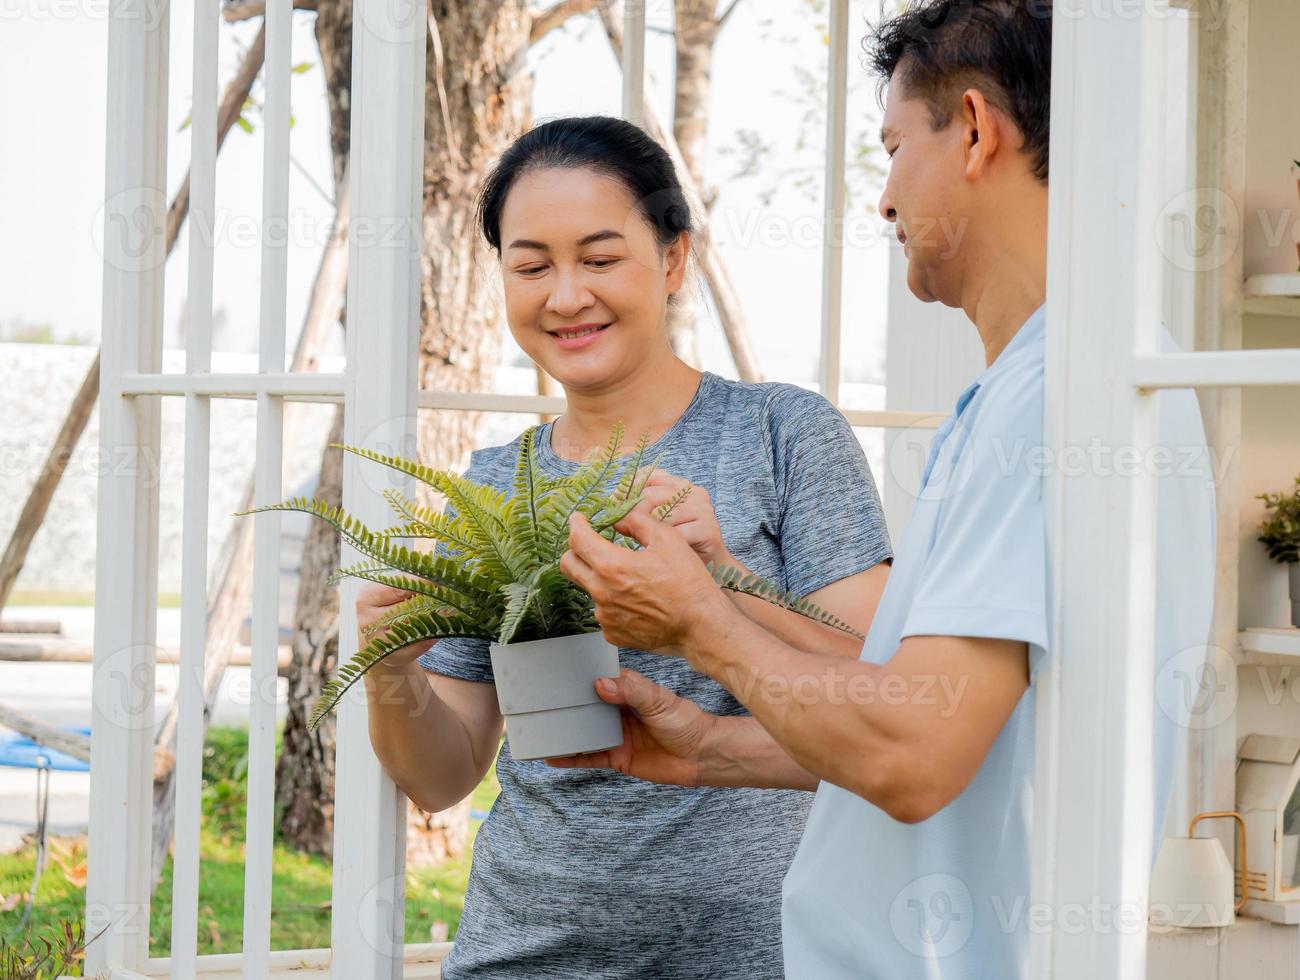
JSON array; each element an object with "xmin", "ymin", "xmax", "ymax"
[{"xmin": 517, "ymin": 266, "xmax": 546, "ymax": 275}]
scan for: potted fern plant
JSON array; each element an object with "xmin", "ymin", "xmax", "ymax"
[
  {"xmin": 241, "ymin": 423, "xmax": 862, "ymax": 760},
  {"xmin": 1258, "ymin": 475, "xmax": 1300, "ymax": 629}
]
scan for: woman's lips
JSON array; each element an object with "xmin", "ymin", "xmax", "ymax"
[{"xmin": 549, "ymin": 322, "xmax": 611, "ymax": 350}]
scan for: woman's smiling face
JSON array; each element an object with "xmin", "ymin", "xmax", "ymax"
[{"xmin": 497, "ymin": 166, "xmax": 688, "ymax": 391}]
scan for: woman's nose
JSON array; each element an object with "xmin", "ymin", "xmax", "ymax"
[{"xmin": 546, "ymin": 269, "xmax": 594, "ymax": 317}]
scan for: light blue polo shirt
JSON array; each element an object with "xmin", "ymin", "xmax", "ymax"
[{"xmin": 781, "ymin": 305, "xmax": 1216, "ymax": 978}]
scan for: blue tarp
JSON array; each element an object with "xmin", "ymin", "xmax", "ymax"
[{"xmin": 0, "ymin": 726, "xmax": 91, "ymax": 771}]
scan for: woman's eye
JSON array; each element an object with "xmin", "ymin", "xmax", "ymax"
[
  {"xmin": 587, "ymin": 259, "xmax": 619, "ymax": 269},
  {"xmin": 516, "ymin": 265, "xmax": 547, "ymax": 276}
]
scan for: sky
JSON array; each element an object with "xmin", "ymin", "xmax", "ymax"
[{"xmin": 0, "ymin": 0, "xmax": 895, "ymax": 393}]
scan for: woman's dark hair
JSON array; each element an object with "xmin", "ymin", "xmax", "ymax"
[
  {"xmin": 477, "ymin": 116, "xmax": 694, "ymax": 253},
  {"xmin": 863, "ymin": 0, "xmax": 1052, "ymax": 182}
]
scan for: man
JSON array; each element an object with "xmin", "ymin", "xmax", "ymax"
[{"xmin": 555, "ymin": 0, "xmax": 1216, "ymax": 975}]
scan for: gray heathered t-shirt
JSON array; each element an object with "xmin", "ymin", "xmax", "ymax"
[{"xmin": 418, "ymin": 370, "xmax": 892, "ymax": 979}]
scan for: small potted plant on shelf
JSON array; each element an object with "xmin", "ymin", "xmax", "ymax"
[
  {"xmin": 240, "ymin": 424, "xmax": 862, "ymax": 760},
  {"xmin": 1258, "ymin": 474, "xmax": 1300, "ymax": 629}
]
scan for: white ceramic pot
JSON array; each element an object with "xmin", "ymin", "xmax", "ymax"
[{"xmin": 489, "ymin": 631, "xmax": 622, "ymax": 761}]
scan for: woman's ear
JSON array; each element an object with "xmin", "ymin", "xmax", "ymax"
[{"xmin": 665, "ymin": 231, "xmax": 691, "ymax": 295}]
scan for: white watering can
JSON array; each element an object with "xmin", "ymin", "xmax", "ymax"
[{"xmin": 1150, "ymin": 810, "xmax": 1249, "ymax": 928}]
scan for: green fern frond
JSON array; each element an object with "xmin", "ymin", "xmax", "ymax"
[
  {"xmin": 327, "ymin": 562, "xmax": 497, "ymax": 623},
  {"xmin": 431, "ymin": 472, "xmax": 531, "ymax": 581},
  {"xmin": 536, "ymin": 422, "xmax": 628, "ymax": 557},
  {"xmin": 307, "ymin": 609, "xmax": 484, "ymax": 731},
  {"xmin": 708, "ymin": 562, "xmax": 865, "ymax": 640},
  {"xmin": 509, "ymin": 427, "xmax": 545, "ymax": 559},
  {"xmin": 497, "ymin": 582, "xmax": 533, "ymax": 645},
  {"xmin": 608, "ymin": 431, "xmax": 651, "ymax": 503},
  {"xmin": 379, "ymin": 487, "xmax": 480, "ymax": 554},
  {"xmin": 330, "ymin": 443, "xmax": 445, "ymax": 491},
  {"xmin": 652, "ymin": 484, "xmax": 693, "ymax": 521},
  {"xmin": 360, "ymin": 595, "xmax": 446, "ymax": 639}
]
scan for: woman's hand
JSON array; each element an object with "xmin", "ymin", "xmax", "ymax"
[
  {"xmin": 638, "ymin": 469, "xmax": 729, "ymax": 566},
  {"xmin": 355, "ymin": 583, "xmax": 435, "ymax": 669},
  {"xmin": 545, "ymin": 668, "xmax": 716, "ymax": 787}
]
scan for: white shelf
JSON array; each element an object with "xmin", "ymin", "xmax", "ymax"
[
  {"xmin": 1244, "ymin": 273, "xmax": 1300, "ymax": 318},
  {"xmin": 1239, "ymin": 627, "xmax": 1300, "ymax": 664}
]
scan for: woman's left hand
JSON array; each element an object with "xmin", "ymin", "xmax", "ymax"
[{"xmin": 637, "ymin": 469, "xmax": 728, "ymax": 566}]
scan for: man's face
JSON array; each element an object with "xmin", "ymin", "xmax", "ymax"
[{"xmin": 876, "ymin": 80, "xmax": 969, "ymax": 306}]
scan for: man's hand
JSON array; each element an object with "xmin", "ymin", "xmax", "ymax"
[
  {"xmin": 637, "ymin": 470, "xmax": 728, "ymax": 566},
  {"xmin": 560, "ymin": 506, "xmax": 733, "ymax": 654},
  {"xmin": 546, "ymin": 668, "xmax": 715, "ymax": 786}
]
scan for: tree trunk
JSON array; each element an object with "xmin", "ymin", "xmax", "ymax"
[
  {"xmin": 276, "ymin": 0, "xmax": 536, "ymax": 865},
  {"xmin": 662, "ymin": 0, "xmax": 718, "ymax": 366},
  {"xmin": 414, "ymin": 1, "xmax": 530, "ymax": 478},
  {"xmin": 273, "ymin": 413, "xmax": 342, "ymax": 856}
]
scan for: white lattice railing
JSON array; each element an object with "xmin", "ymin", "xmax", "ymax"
[
  {"xmin": 85, "ymin": 0, "xmax": 939, "ymax": 976},
  {"xmin": 87, "ymin": 0, "xmax": 1300, "ymax": 976}
]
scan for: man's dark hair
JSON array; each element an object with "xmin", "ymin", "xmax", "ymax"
[{"xmin": 863, "ymin": 0, "xmax": 1052, "ymax": 181}]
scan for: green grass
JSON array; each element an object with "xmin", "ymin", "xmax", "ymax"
[{"xmin": 0, "ymin": 726, "xmax": 499, "ymax": 968}]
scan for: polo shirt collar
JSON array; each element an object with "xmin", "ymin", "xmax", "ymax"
[{"xmin": 952, "ymin": 302, "xmax": 1047, "ymax": 418}]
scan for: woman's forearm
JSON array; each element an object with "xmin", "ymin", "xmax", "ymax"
[{"xmin": 362, "ymin": 659, "xmax": 487, "ymax": 813}]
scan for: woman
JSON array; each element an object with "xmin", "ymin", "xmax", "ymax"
[{"xmin": 358, "ymin": 115, "xmax": 892, "ymax": 978}]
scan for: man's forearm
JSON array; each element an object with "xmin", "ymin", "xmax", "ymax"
[
  {"xmin": 710, "ymin": 551, "xmax": 870, "ymax": 658},
  {"xmin": 684, "ymin": 599, "xmax": 909, "ymax": 811},
  {"xmin": 700, "ymin": 714, "xmax": 820, "ymax": 791}
]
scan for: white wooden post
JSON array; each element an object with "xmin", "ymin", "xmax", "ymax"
[
  {"xmin": 621, "ymin": 0, "xmax": 645, "ymax": 127},
  {"xmin": 1033, "ymin": 5, "xmax": 1168, "ymax": 977},
  {"xmin": 1186, "ymin": 0, "xmax": 1247, "ymax": 867},
  {"xmin": 168, "ymin": 0, "xmax": 220, "ymax": 972},
  {"xmin": 242, "ymin": 0, "xmax": 294, "ymax": 972},
  {"xmin": 86, "ymin": 0, "xmax": 169, "ymax": 972},
  {"xmin": 818, "ymin": 0, "xmax": 849, "ymax": 408},
  {"xmin": 328, "ymin": 0, "xmax": 425, "ymax": 972}
]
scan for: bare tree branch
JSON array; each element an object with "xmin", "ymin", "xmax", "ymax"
[
  {"xmin": 529, "ymin": 0, "xmax": 600, "ymax": 45},
  {"xmin": 222, "ymin": 0, "xmax": 317, "ymax": 22},
  {"xmin": 717, "ymin": 0, "xmax": 744, "ymax": 30},
  {"xmin": 428, "ymin": 3, "xmax": 466, "ymax": 167},
  {"xmin": 0, "ymin": 701, "xmax": 174, "ymax": 782}
]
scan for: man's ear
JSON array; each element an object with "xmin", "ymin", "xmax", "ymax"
[{"xmin": 960, "ymin": 88, "xmax": 1002, "ymax": 180}]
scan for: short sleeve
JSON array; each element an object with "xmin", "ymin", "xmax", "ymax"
[
  {"xmin": 415, "ymin": 446, "xmax": 503, "ymax": 684},
  {"xmin": 768, "ymin": 386, "xmax": 893, "ymax": 598},
  {"xmin": 418, "ymin": 635, "xmax": 494, "ymax": 682},
  {"xmin": 899, "ymin": 382, "xmax": 1050, "ymax": 682}
]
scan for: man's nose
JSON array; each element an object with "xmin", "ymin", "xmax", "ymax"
[{"xmin": 877, "ymin": 187, "xmax": 897, "ymax": 223}]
